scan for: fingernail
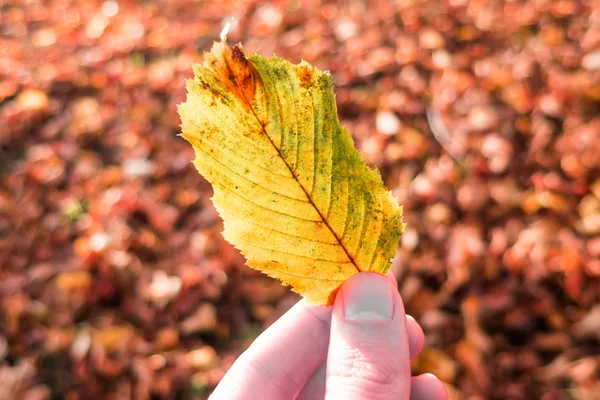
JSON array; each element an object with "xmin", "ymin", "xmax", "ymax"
[{"xmin": 342, "ymin": 273, "xmax": 394, "ymax": 321}]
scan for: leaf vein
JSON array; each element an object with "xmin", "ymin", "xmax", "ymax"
[
  {"xmin": 309, "ymin": 92, "xmax": 317, "ymax": 195},
  {"xmin": 207, "ymin": 173, "xmax": 320, "ymax": 222},
  {"xmin": 353, "ymin": 195, "xmax": 367, "ymax": 271},
  {"xmin": 367, "ymin": 191, "xmax": 384, "ymax": 270},
  {"xmin": 197, "ymin": 146, "xmax": 309, "ymax": 203},
  {"xmin": 224, "ymin": 55, "xmax": 360, "ymax": 271},
  {"xmin": 337, "ymin": 150, "xmax": 350, "ymax": 239},
  {"xmin": 263, "ymin": 269, "xmax": 347, "ymax": 282},
  {"xmin": 283, "ymin": 67, "xmax": 300, "ymax": 172},
  {"xmin": 324, "ymin": 126, "xmax": 333, "ymax": 218},
  {"xmin": 244, "ymin": 242, "xmax": 350, "ymax": 264},
  {"xmin": 185, "ymin": 134, "xmax": 291, "ymax": 179},
  {"xmin": 222, "ymin": 210, "xmax": 337, "ymax": 245}
]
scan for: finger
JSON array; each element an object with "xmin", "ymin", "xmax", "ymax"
[
  {"xmin": 211, "ymin": 271, "xmax": 404, "ymax": 400},
  {"xmin": 385, "ymin": 271, "xmax": 398, "ymax": 290},
  {"xmin": 298, "ymin": 277, "xmax": 423, "ymax": 400},
  {"xmin": 386, "ymin": 272, "xmax": 422, "ymax": 359},
  {"xmin": 297, "ymin": 314, "xmax": 425, "ymax": 399},
  {"xmin": 300, "ymin": 364, "xmax": 448, "ymax": 400},
  {"xmin": 406, "ymin": 315, "xmax": 424, "ymax": 359},
  {"xmin": 410, "ymin": 374, "xmax": 449, "ymax": 400},
  {"xmin": 209, "ymin": 300, "xmax": 331, "ymax": 399},
  {"xmin": 296, "ymin": 362, "xmax": 326, "ymax": 400},
  {"xmin": 325, "ymin": 273, "xmax": 411, "ymax": 399}
]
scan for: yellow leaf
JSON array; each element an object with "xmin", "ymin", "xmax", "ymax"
[{"xmin": 178, "ymin": 41, "xmax": 404, "ymax": 305}]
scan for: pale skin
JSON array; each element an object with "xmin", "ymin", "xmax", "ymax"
[{"xmin": 210, "ymin": 272, "xmax": 448, "ymax": 400}]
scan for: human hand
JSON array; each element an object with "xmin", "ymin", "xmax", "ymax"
[{"xmin": 209, "ymin": 272, "xmax": 448, "ymax": 400}]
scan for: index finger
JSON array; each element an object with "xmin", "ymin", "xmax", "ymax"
[
  {"xmin": 209, "ymin": 272, "xmax": 402, "ymax": 399},
  {"xmin": 209, "ymin": 299, "xmax": 331, "ymax": 399}
]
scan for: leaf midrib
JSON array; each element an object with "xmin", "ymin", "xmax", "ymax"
[{"xmin": 222, "ymin": 52, "xmax": 362, "ymax": 273}]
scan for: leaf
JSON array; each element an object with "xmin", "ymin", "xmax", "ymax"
[{"xmin": 178, "ymin": 41, "xmax": 404, "ymax": 305}]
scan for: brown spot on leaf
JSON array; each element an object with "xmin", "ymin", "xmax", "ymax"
[
  {"xmin": 296, "ymin": 65, "xmax": 313, "ymax": 88},
  {"xmin": 214, "ymin": 43, "xmax": 258, "ymax": 104},
  {"xmin": 231, "ymin": 45, "xmax": 247, "ymax": 63}
]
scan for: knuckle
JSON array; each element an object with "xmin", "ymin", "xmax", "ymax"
[{"xmin": 328, "ymin": 347, "xmax": 404, "ymax": 396}]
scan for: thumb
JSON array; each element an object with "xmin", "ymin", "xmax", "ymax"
[{"xmin": 325, "ymin": 272, "xmax": 411, "ymax": 400}]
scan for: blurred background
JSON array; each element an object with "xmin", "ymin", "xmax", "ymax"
[{"xmin": 1, "ymin": 0, "xmax": 599, "ymax": 399}]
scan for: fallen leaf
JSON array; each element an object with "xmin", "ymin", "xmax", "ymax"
[{"xmin": 178, "ymin": 41, "xmax": 404, "ymax": 305}]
